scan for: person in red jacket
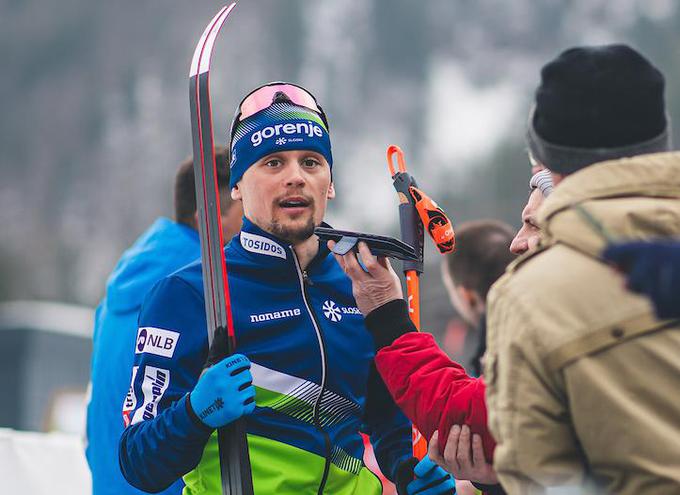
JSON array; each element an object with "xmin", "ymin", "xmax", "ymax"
[
  {"xmin": 329, "ymin": 207, "xmax": 545, "ymax": 493},
  {"xmin": 331, "ymin": 240, "xmax": 500, "ymax": 491}
]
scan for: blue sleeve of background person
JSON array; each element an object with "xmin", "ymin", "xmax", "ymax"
[
  {"xmin": 603, "ymin": 240, "xmax": 680, "ymax": 319},
  {"xmin": 119, "ymin": 275, "xmax": 213, "ymax": 492}
]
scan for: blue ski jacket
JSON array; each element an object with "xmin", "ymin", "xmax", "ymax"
[
  {"xmin": 86, "ymin": 217, "xmax": 201, "ymax": 495},
  {"xmin": 119, "ymin": 218, "xmax": 412, "ymax": 494}
]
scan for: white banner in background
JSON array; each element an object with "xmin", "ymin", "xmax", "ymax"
[{"xmin": 0, "ymin": 428, "xmax": 91, "ymax": 494}]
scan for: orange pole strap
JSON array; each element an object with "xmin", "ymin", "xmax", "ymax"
[
  {"xmin": 405, "ymin": 270, "xmax": 421, "ymax": 330},
  {"xmin": 386, "ymin": 144, "xmax": 408, "ymax": 177}
]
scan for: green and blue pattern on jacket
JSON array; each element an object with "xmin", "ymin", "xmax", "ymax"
[{"xmin": 121, "ymin": 219, "xmax": 411, "ymax": 494}]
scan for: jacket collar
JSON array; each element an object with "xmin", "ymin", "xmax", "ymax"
[
  {"xmin": 536, "ymin": 152, "xmax": 680, "ymax": 258},
  {"xmin": 235, "ymin": 217, "xmax": 331, "ymax": 270},
  {"xmin": 539, "ymin": 152, "xmax": 680, "ymax": 224}
]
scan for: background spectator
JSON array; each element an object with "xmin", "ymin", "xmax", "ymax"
[{"xmin": 441, "ymin": 220, "xmax": 515, "ymax": 375}]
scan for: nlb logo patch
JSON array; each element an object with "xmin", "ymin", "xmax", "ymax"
[
  {"xmin": 250, "ymin": 121, "xmax": 324, "ymax": 147},
  {"xmin": 131, "ymin": 366, "xmax": 170, "ymax": 425},
  {"xmin": 241, "ymin": 231, "xmax": 286, "ymax": 259},
  {"xmin": 135, "ymin": 327, "xmax": 179, "ymax": 358},
  {"xmin": 122, "ymin": 366, "xmax": 138, "ymax": 427}
]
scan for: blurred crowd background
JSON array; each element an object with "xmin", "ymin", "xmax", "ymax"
[{"xmin": 1, "ymin": 0, "xmax": 679, "ymax": 434}]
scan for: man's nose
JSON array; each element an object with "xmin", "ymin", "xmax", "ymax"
[
  {"xmin": 510, "ymin": 231, "xmax": 528, "ymax": 255},
  {"xmin": 284, "ymin": 164, "xmax": 306, "ymax": 187}
]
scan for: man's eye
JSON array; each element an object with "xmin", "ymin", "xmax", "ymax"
[
  {"xmin": 302, "ymin": 158, "xmax": 320, "ymax": 168},
  {"xmin": 265, "ymin": 159, "xmax": 282, "ymax": 168}
]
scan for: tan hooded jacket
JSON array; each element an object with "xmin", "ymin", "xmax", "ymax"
[{"xmin": 485, "ymin": 152, "xmax": 680, "ymax": 495}]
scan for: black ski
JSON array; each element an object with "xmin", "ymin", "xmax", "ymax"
[{"xmin": 189, "ymin": 4, "xmax": 254, "ymax": 495}]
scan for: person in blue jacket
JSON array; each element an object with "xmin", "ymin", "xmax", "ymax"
[
  {"xmin": 118, "ymin": 82, "xmax": 455, "ymax": 495},
  {"xmin": 86, "ymin": 147, "xmax": 242, "ymax": 495}
]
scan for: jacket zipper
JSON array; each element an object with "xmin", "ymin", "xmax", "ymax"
[{"xmin": 291, "ymin": 252, "xmax": 332, "ymax": 494}]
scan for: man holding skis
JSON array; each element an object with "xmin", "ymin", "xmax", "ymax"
[
  {"xmin": 119, "ymin": 82, "xmax": 454, "ymax": 495},
  {"xmin": 86, "ymin": 149, "xmax": 241, "ymax": 495}
]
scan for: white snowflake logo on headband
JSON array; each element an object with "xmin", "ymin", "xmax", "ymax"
[{"xmin": 275, "ymin": 137, "xmax": 287, "ymax": 145}]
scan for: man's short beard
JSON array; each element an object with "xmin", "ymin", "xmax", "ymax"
[{"xmin": 269, "ymin": 217, "xmax": 316, "ymax": 244}]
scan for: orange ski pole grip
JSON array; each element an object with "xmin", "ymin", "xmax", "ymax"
[{"xmin": 410, "ymin": 186, "xmax": 455, "ymax": 254}]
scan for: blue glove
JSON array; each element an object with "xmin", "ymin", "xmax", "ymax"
[
  {"xmin": 603, "ymin": 241, "xmax": 680, "ymax": 319},
  {"xmin": 188, "ymin": 353, "xmax": 256, "ymax": 428},
  {"xmin": 399, "ymin": 456, "xmax": 455, "ymax": 495}
]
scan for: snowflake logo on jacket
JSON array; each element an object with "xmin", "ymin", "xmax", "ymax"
[{"xmin": 322, "ymin": 300, "xmax": 342, "ymax": 322}]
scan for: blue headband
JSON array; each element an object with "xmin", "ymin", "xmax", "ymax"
[{"xmin": 229, "ymin": 103, "xmax": 333, "ymax": 187}]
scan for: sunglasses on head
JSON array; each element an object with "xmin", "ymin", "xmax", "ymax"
[{"xmin": 229, "ymin": 82, "xmax": 329, "ymax": 144}]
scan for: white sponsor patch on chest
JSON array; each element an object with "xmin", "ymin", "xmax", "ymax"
[
  {"xmin": 321, "ymin": 300, "xmax": 362, "ymax": 322},
  {"xmin": 135, "ymin": 327, "xmax": 180, "ymax": 358},
  {"xmin": 131, "ymin": 366, "xmax": 170, "ymax": 425},
  {"xmin": 240, "ymin": 231, "xmax": 287, "ymax": 259},
  {"xmin": 249, "ymin": 308, "xmax": 302, "ymax": 323}
]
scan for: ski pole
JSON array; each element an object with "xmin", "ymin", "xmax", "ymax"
[
  {"xmin": 189, "ymin": 4, "xmax": 254, "ymax": 495},
  {"xmin": 386, "ymin": 145, "xmax": 455, "ymax": 459}
]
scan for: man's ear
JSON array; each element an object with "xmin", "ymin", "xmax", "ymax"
[
  {"xmin": 460, "ymin": 286, "xmax": 483, "ymax": 312},
  {"xmin": 231, "ymin": 185, "xmax": 242, "ymax": 201},
  {"xmin": 327, "ymin": 182, "xmax": 336, "ymax": 200}
]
